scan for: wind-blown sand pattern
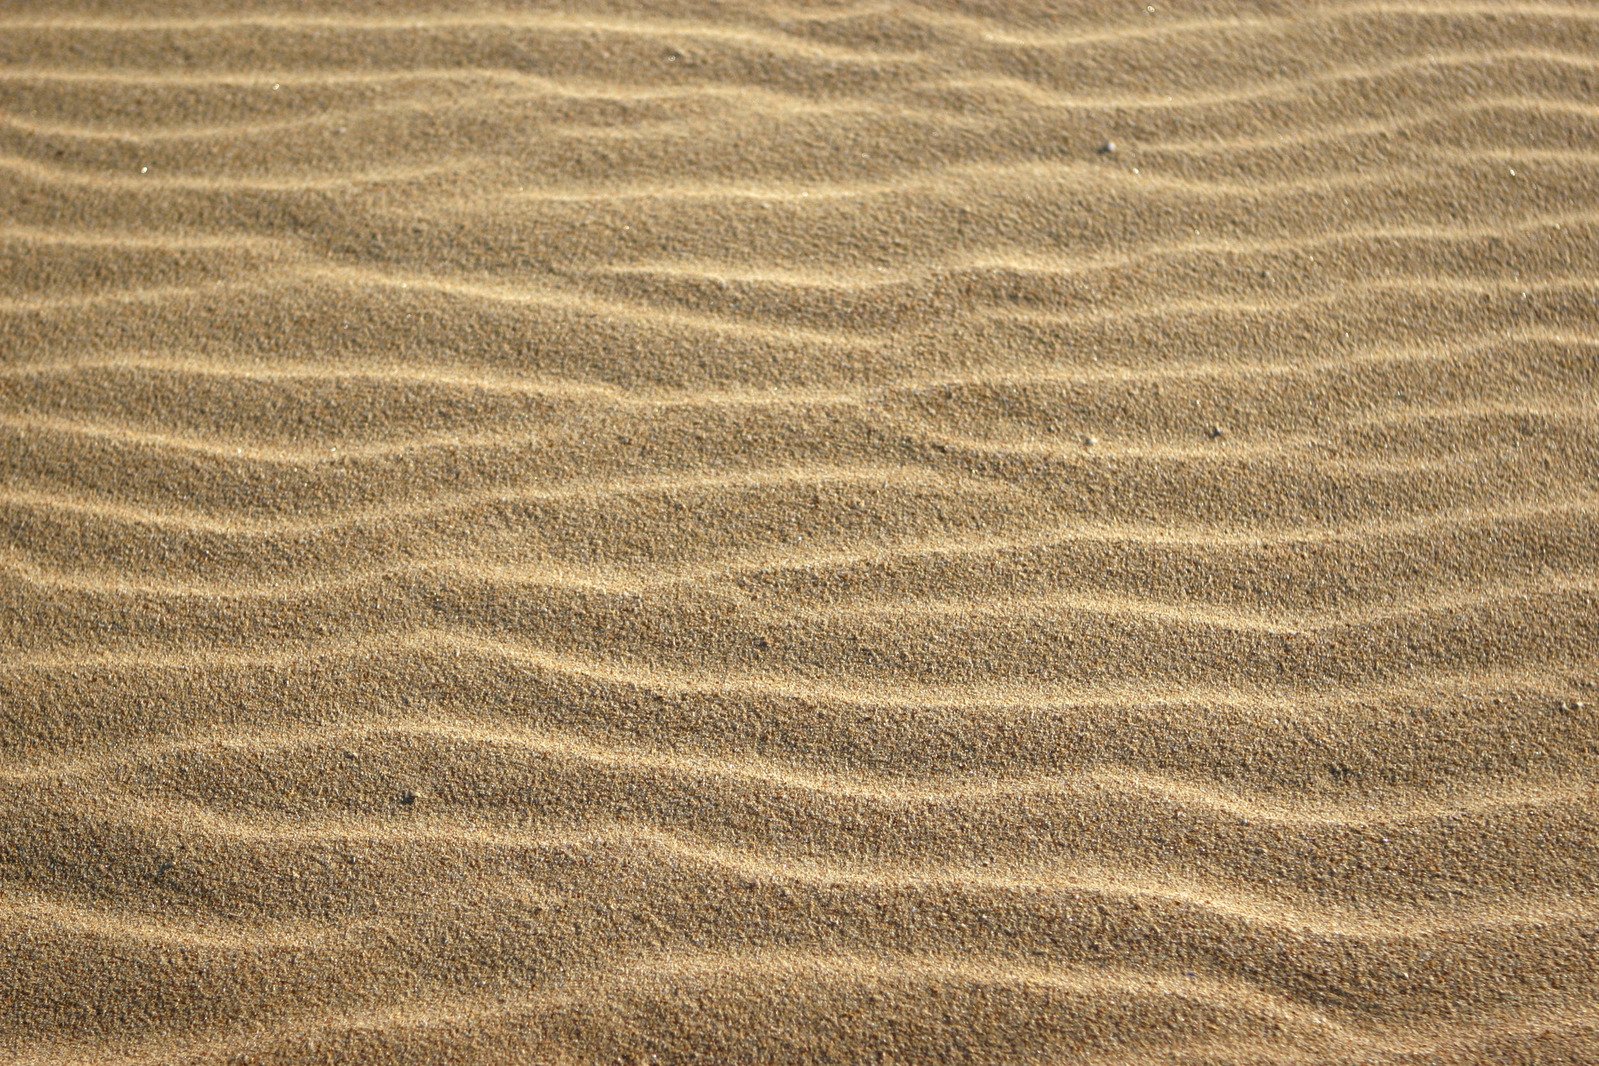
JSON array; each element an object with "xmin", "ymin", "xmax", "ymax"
[{"xmin": 2, "ymin": 0, "xmax": 1598, "ymax": 1063}]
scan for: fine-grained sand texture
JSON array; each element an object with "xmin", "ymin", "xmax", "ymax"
[{"xmin": 2, "ymin": 1, "xmax": 1598, "ymax": 1063}]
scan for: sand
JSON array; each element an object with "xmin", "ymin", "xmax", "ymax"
[{"xmin": 1, "ymin": 0, "xmax": 1597, "ymax": 1062}]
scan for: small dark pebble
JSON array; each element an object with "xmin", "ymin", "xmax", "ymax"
[
  {"xmin": 1098, "ymin": 141, "xmax": 1116, "ymax": 155},
  {"xmin": 400, "ymin": 791, "xmax": 417, "ymax": 806}
]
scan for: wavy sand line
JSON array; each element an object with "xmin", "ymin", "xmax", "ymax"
[
  {"xmin": 7, "ymin": 622, "xmax": 1594, "ymax": 707},
  {"xmin": 4, "ymin": 331, "xmax": 1588, "ymax": 420},
  {"xmin": 15, "ymin": 793, "xmax": 1599, "ymax": 940},
  {"xmin": 5, "ymin": 495, "xmax": 1593, "ymax": 596},
  {"xmin": 8, "ymin": 714, "xmax": 1594, "ymax": 828}
]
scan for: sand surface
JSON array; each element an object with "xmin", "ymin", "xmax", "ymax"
[{"xmin": 2, "ymin": 1, "xmax": 1598, "ymax": 1063}]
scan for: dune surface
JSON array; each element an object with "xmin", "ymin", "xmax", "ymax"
[{"xmin": 2, "ymin": 1, "xmax": 1598, "ymax": 1063}]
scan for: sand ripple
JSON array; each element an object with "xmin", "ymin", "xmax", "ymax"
[{"xmin": 1, "ymin": 0, "xmax": 1596, "ymax": 1062}]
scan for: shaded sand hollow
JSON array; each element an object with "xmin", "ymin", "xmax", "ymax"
[{"xmin": 1, "ymin": 0, "xmax": 1598, "ymax": 1063}]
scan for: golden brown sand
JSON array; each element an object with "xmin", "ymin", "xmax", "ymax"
[{"xmin": 2, "ymin": 1, "xmax": 1598, "ymax": 1062}]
